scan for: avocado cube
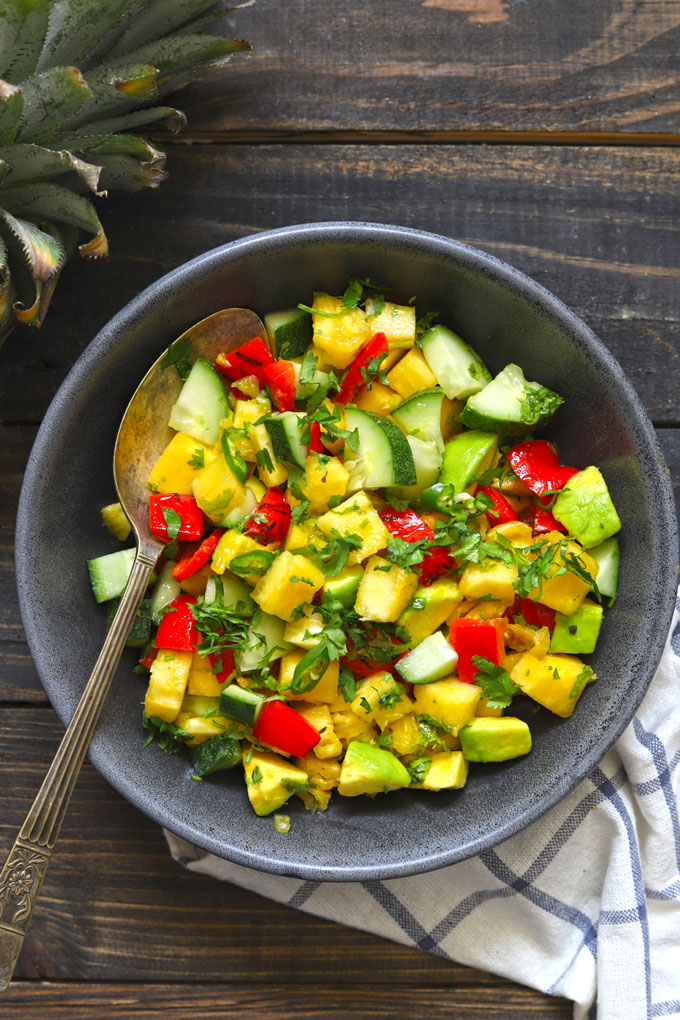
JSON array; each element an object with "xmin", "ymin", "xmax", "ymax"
[
  {"xmin": 550, "ymin": 599, "xmax": 603, "ymax": 654},
  {"xmin": 552, "ymin": 466, "xmax": 621, "ymax": 549},
  {"xmin": 323, "ymin": 564, "xmax": 363, "ymax": 608},
  {"xmin": 243, "ymin": 751, "xmax": 309, "ymax": 816},
  {"xmin": 459, "ymin": 717, "xmax": 532, "ymax": 762},
  {"xmin": 337, "ymin": 741, "xmax": 411, "ymax": 796},
  {"xmin": 410, "ymin": 750, "xmax": 469, "ymax": 790},
  {"xmin": 398, "ymin": 578, "xmax": 462, "ymax": 647},
  {"xmin": 439, "ymin": 430, "xmax": 498, "ymax": 493}
]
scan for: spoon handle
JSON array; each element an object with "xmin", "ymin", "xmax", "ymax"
[{"xmin": 0, "ymin": 550, "xmax": 158, "ymax": 991}]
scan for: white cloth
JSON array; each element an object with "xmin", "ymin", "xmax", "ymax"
[{"xmin": 166, "ymin": 597, "xmax": 680, "ymax": 1019}]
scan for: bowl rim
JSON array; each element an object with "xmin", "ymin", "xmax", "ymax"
[{"xmin": 15, "ymin": 221, "xmax": 678, "ymax": 880}]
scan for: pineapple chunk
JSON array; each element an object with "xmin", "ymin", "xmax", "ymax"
[
  {"xmin": 285, "ymin": 519, "xmax": 324, "ymax": 552},
  {"xmin": 283, "ymin": 608, "xmax": 325, "ymax": 649},
  {"xmin": 295, "ymin": 753, "xmax": 341, "ymax": 812},
  {"xmin": 243, "ymin": 751, "xmax": 309, "ymax": 817},
  {"xmin": 388, "ymin": 713, "xmax": 422, "ymax": 755},
  {"xmin": 413, "ymin": 677, "xmax": 481, "ymax": 735},
  {"xmin": 351, "ymin": 672, "xmax": 413, "ymax": 731},
  {"xmin": 230, "ymin": 397, "xmax": 271, "ymax": 462},
  {"xmin": 398, "ymin": 578, "xmax": 462, "ymax": 647},
  {"xmin": 311, "ymin": 293, "xmax": 371, "ymax": 369},
  {"xmin": 148, "ymin": 432, "xmax": 210, "ymax": 495},
  {"xmin": 278, "ymin": 650, "xmax": 339, "ymax": 703},
  {"xmin": 301, "ymin": 454, "xmax": 349, "ymax": 514},
  {"xmin": 249, "ymin": 423, "xmax": 288, "ymax": 487},
  {"xmin": 144, "ymin": 650, "xmax": 193, "ymax": 723},
  {"xmin": 187, "ymin": 651, "xmax": 222, "ymax": 697},
  {"xmin": 212, "ymin": 530, "xmax": 273, "ymax": 583},
  {"xmin": 293, "ymin": 703, "xmax": 342, "ymax": 758},
  {"xmin": 476, "ymin": 696, "xmax": 504, "ymax": 718},
  {"xmin": 510, "ymin": 652, "xmax": 595, "ymax": 718},
  {"xmin": 252, "ymin": 551, "xmax": 325, "ymax": 621},
  {"xmin": 331, "ymin": 705, "xmax": 378, "ymax": 747},
  {"xmin": 409, "ymin": 750, "xmax": 469, "ymax": 791},
  {"xmin": 386, "ymin": 348, "xmax": 437, "ymax": 399},
  {"xmin": 526, "ymin": 533, "xmax": 599, "ymax": 615},
  {"xmin": 488, "ymin": 521, "xmax": 534, "ymax": 547},
  {"xmin": 355, "ymin": 382, "xmax": 403, "ymax": 416},
  {"xmin": 319, "ymin": 398, "xmax": 345, "ymax": 456},
  {"xmin": 175, "ymin": 711, "xmax": 233, "ymax": 747},
  {"xmin": 178, "ymin": 561, "xmax": 212, "ymax": 596},
  {"xmin": 459, "ymin": 559, "xmax": 519, "ymax": 603},
  {"xmin": 192, "ymin": 441, "xmax": 247, "ymax": 524},
  {"xmin": 355, "ymin": 554, "xmax": 419, "ymax": 623},
  {"xmin": 316, "ymin": 490, "xmax": 390, "ymax": 564},
  {"xmin": 364, "ymin": 299, "xmax": 416, "ymax": 346},
  {"xmin": 100, "ymin": 501, "xmax": 131, "ymax": 541}
]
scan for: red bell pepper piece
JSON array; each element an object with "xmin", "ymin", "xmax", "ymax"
[
  {"xmin": 342, "ymin": 631, "xmax": 406, "ymax": 678},
  {"xmin": 477, "ymin": 486, "xmax": 519, "ymax": 525},
  {"xmin": 252, "ymin": 699, "xmax": 320, "ymax": 756},
  {"xmin": 214, "ymin": 337, "xmax": 274, "ymax": 387},
  {"xmin": 171, "ymin": 529, "xmax": 225, "ymax": 582},
  {"xmin": 155, "ymin": 595, "xmax": 200, "ymax": 651},
  {"xmin": 149, "ymin": 493, "xmax": 204, "ymax": 542},
  {"xmin": 379, "ymin": 507, "xmax": 454, "ymax": 586},
  {"xmin": 307, "ymin": 421, "xmax": 324, "ymax": 455},
  {"xmin": 449, "ymin": 618, "xmax": 507, "ymax": 684},
  {"xmin": 507, "ymin": 440, "xmax": 578, "ymax": 506},
  {"xmin": 243, "ymin": 487, "xmax": 291, "ymax": 547},
  {"xmin": 263, "ymin": 359, "xmax": 296, "ymax": 412},
  {"xmin": 533, "ymin": 504, "xmax": 567, "ymax": 534},
  {"xmin": 138, "ymin": 647, "xmax": 157, "ymax": 671},
  {"xmin": 505, "ymin": 596, "xmax": 556, "ymax": 632},
  {"xmin": 208, "ymin": 648, "xmax": 236, "ymax": 684},
  {"xmin": 335, "ymin": 332, "xmax": 389, "ymax": 404}
]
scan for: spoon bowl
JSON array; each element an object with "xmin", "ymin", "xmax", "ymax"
[{"xmin": 0, "ymin": 306, "xmax": 266, "ymax": 991}]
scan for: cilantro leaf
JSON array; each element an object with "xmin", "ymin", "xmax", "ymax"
[
  {"xmin": 161, "ymin": 506, "xmax": 182, "ymax": 558},
  {"xmin": 359, "ymin": 351, "xmax": 389, "ymax": 391},
  {"xmin": 406, "ymin": 757, "xmax": 432, "ymax": 783},
  {"xmin": 471, "ymin": 656, "xmax": 519, "ymax": 709},
  {"xmin": 161, "ymin": 335, "xmax": 193, "ymax": 381},
  {"xmin": 569, "ymin": 665, "xmax": 594, "ymax": 699},
  {"xmin": 519, "ymin": 386, "xmax": 564, "ymax": 426},
  {"xmin": 142, "ymin": 713, "xmax": 190, "ymax": 754},
  {"xmin": 188, "ymin": 447, "xmax": 205, "ymax": 469},
  {"xmin": 386, "ymin": 534, "xmax": 430, "ymax": 572}
]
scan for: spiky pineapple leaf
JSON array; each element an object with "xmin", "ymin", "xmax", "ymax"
[
  {"xmin": 116, "ymin": 33, "xmax": 250, "ymax": 77},
  {"xmin": 110, "ymin": 0, "xmax": 237, "ymax": 55},
  {"xmin": 37, "ymin": 0, "xmax": 135, "ymax": 73},
  {"xmin": 96, "ymin": 154, "xmax": 167, "ymax": 192},
  {"xmin": 70, "ymin": 105, "xmax": 187, "ymax": 136},
  {"xmin": 58, "ymin": 64, "xmax": 162, "ymax": 130},
  {"xmin": 0, "ymin": 81, "xmax": 25, "ymax": 144},
  {"xmin": 54, "ymin": 131, "xmax": 164, "ymax": 162},
  {"xmin": 0, "ymin": 142, "xmax": 101, "ymax": 192},
  {"xmin": 1, "ymin": 183, "xmax": 108, "ymax": 257},
  {"xmin": 0, "ymin": 210, "xmax": 64, "ymax": 282},
  {"xmin": 15, "ymin": 67, "xmax": 93, "ymax": 143},
  {"xmin": 0, "ymin": 0, "xmax": 50, "ymax": 83}
]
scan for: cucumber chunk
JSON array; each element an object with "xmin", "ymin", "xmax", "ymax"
[
  {"xmin": 168, "ymin": 358, "xmax": 229, "ymax": 446},
  {"xmin": 386, "ymin": 435, "xmax": 442, "ymax": 502},
  {"xmin": 265, "ymin": 308, "xmax": 313, "ymax": 359},
  {"xmin": 588, "ymin": 536, "xmax": 620, "ymax": 602},
  {"xmin": 236, "ymin": 609, "xmax": 292, "ymax": 673},
  {"xmin": 149, "ymin": 559, "xmax": 181, "ymax": 624},
  {"xmin": 205, "ymin": 571, "xmax": 256, "ymax": 614},
  {"xmin": 290, "ymin": 359, "xmax": 330, "ymax": 400},
  {"xmin": 343, "ymin": 406, "xmax": 417, "ymax": 490},
  {"xmin": 392, "ymin": 387, "xmax": 445, "ymax": 452},
  {"xmin": 107, "ymin": 597, "xmax": 152, "ymax": 647},
  {"xmin": 219, "ymin": 684, "xmax": 265, "ymax": 726},
  {"xmin": 419, "ymin": 325, "xmax": 491, "ymax": 400},
  {"xmin": 460, "ymin": 364, "xmax": 563, "ymax": 435},
  {"xmin": 396, "ymin": 631, "xmax": 458, "ymax": 685},
  {"xmin": 263, "ymin": 412, "xmax": 307, "ymax": 468},
  {"xmin": 190, "ymin": 732, "xmax": 242, "ymax": 777},
  {"xmin": 88, "ymin": 547, "xmax": 136, "ymax": 603}
]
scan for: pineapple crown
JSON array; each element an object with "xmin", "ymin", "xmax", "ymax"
[{"xmin": 0, "ymin": 0, "xmax": 250, "ymax": 345}]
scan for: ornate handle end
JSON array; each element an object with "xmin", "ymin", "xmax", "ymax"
[{"xmin": 0, "ymin": 840, "xmax": 51, "ymax": 991}]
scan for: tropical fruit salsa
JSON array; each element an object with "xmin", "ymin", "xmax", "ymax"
[{"xmin": 90, "ymin": 278, "xmax": 622, "ymax": 824}]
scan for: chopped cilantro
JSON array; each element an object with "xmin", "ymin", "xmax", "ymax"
[
  {"xmin": 472, "ymin": 656, "xmax": 519, "ymax": 709},
  {"xmin": 255, "ymin": 447, "xmax": 274, "ymax": 473},
  {"xmin": 406, "ymin": 757, "xmax": 432, "ymax": 783},
  {"xmin": 142, "ymin": 713, "xmax": 190, "ymax": 754},
  {"xmin": 569, "ymin": 665, "xmax": 594, "ymax": 699},
  {"xmin": 161, "ymin": 335, "xmax": 192, "ymax": 380},
  {"xmin": 188, "ymin": 447, "xmax": 205, "ymax": 469}
]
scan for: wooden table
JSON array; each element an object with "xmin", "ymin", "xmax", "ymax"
[{"xmin": 1, "ymin": 2, "xmax": 678, "ymax": 1016}]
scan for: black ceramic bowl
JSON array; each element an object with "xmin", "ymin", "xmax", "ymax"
[{"xmin": 16, "ymin": 222, "xmax": 677, "ymax": 880}]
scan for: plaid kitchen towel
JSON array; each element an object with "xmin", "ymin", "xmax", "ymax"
[{"xmin": 166, "ymin": 597, "xmax": 680, "ymax": 1020}]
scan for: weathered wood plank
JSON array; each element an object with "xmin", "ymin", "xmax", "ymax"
[
  {"xmin": 1, "ymin": 144, "xmax": 678, "ymax": 425},
  {"xmin": 0, "ymin": 706, "xmax": 563, "ymax": 1018},
  {"xmin": 161, "ymin": 0, "xmax": 680, "ymax": 136},
  {"xmin": 0, "ymin": 982, "xmax": 572, "ymax": 1018}
]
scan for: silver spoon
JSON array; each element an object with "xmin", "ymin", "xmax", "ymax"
[{"xmin": 0, "ymin": 307, "xmax": 267, "ymax": 990}]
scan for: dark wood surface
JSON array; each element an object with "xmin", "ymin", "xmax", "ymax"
[{"xmin": 1, "ymin": 2, "xmax": 678, "ymax": 1017}]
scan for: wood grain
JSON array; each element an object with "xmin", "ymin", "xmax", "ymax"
[
  {"xmin": 161, "ymin": 0, "xmax": 680, "ymax": 136},
  {"xmin": 0, "ymin": 982, "xmax": 572, "ymax": 1018},
  {"xmin": 1, "ymin": 144, "xmax": 678, "ymax": 425}
]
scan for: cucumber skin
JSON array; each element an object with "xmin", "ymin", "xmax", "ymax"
[
  {"xmin": 396, "ymin": 632, "xmax": 458, "ymax": 685},
  {"xmin": 107, "ymin": 597, "xmax": 152, "ymax": 647},
  {"xmin": 419, "ymin": 325, "xmax": 491, "ymax": 400},
  {"xmin": 460, "ymin": 365, "xmax": 563, "ymax": 436},
  {"xmin": 219, "ymin": 684, "xmax": 264, "ymax": 726},
  {"xmin": 458, "ymin": 404, "xmax": 536, "ymax": 436},
  {"xmin": 265, "ymin": 309, "xmax": 313, "ymax": 359},
  {"xmin": 392, "ymin": 387, "xmax": 445, "ymax": 452},
  {"xmin": 263, "ymin": 413, "xmax": 307, "ymax": 468},
  {"xmin": 88, "ymin": 547, "xmax": 136, "ymax": 604},
  {"xmin": 344, "ymin": 407, "xmax": 417, "ymax": 487},
  {"xmin": 190, "ymin": 732, "xmax": 241, "ymax": 777}
]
